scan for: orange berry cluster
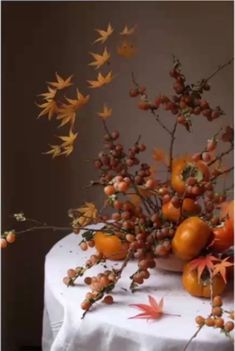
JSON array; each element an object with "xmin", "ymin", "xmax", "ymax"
[
  {"xmin": 81, "ymin": 270, "xmax": 117, "ymax": 311},
  {"xmin": 195, "ymin": 296, "xmax": 234, "ymax": 334}
]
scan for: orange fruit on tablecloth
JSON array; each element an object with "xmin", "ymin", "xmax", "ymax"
[
  {"xmin": 172, "ymin": 217, "xmax": 211, "ymax": 261},
  {"xmin": 94, "ymin": 231, "xmax": 128, "ymax": 260},
  {"xmin": 182, "ymin": 262, "xmax": 226, "ymax": 298}
]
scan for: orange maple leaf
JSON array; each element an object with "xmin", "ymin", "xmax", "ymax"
[
  {"xmin": 87, "ymin": 72, "xmax": 114, "ymax": 89},
  {"xmin": 188, "ymin": 255, "xmax": 220, "ymax": 282},
  {"xmin": 37, "ymin": 100, "xmax": 58, "ymax": 120},
  {"xmin": 48, "ymin": 73, "xmax": 73, "ymax": 90},
  {"xmin": 129, "ymin": 295, "xmax": 164, "ymax": 320},
  {"xmin": 93, "ymin": 23, "xmax": 113, "ymax": 44},
  {"xmin": 212, "ymin": 257, "xmax": 233, "ymax": 284}
]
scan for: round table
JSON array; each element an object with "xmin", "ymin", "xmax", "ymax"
[{"xmin": 42, "ymin": 225, "xmax": 234, "ymax": 351}]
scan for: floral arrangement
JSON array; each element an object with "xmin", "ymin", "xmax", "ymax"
[{"xmin": 2, "ymin": 24, "xmax": 234, "ymax": 349}]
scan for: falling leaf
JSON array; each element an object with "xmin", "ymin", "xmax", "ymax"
[
  {"xmin": 72, "ymin": 202, "xmax": 98, "ymax": 227},
  {"xmin": 98, "ymin": 104, "xmax": 112, "ymax": 120},
  {"xmin": 212, "ymin": 257, "xmax": 233, "ymax": 284},
  {"xmin": 221, "ymin": 126, "xmax": 234, "ymax": 143},
  {"xmin": 39, "ymin": 86, "xmax": 57, "ymax": 100},
  {"xmin": 58, "ymin": 130, "xmax": 78, "ymax": 147},
  {"xmin": 89, "ymin": 47, "xmax": 111, "ymax": 69},
  {"xmin": 188, "ymin": 255, "xmax": 220, "ymax": 282},
  {"xmin": 116, "ymin": 40, "xmax": 137, "ymax": 59},
  {"xmin": 94, "ymin": 23, "xmax": 113, "ymax": 44},
  {"xmin": 129, "ymin": 295, "xmax": 164, "ymax": 320},
  {"xmin": 37, "ymin": 100, "xmax": 58, "ymax": 120},
  {"xmin": 87, "ymin": 71, "xmax": 114, "ymax": 89},
  {"xmin": 44, "ymin": 145, "xmax": 62, "ymax": 158},
  {"xmin": 152, "ymin": 148, "xmax": 169, "ymax": 165},
  {"xmin": 120, "ymin": 25, "xmax": 136, "ymax": 36},
  {"xmin": 48, "ymin": 73, "xmax": 73, "ymax": 90}
]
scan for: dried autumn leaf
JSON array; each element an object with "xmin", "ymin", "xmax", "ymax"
[
  {"xmin": 39, "ymin": 86, "xmax": 57, "ymax": 100},
  {"xmin": 152, "ymin": 148, "xmax": 169, "ymax": 165},
  {"xmin": 37, "ymin": 100, "xmax": 58, "ymax": 120},
  {"xmin": 98, "ymin": 104, "xmax": 112, "ymax": 120},
  {"xmin": 65, "ymin": 89, "xmax": 90, "ymax": 110},
  {"xmin": 221, "ymin": 126, "xmax": 234, "ymax": 144},
  {"xmin": 44, "ymin": 145, "xmax": 62, "ymax": 158},
  {"xmin": 89, "ymin": 47, "xmax": 111, "ymax": 70},
  {"xmin": 61, "ymin": 145, "xmax": 74, "ymax": 157},
  {"xmin": 48, "ymin": 73, "xmax": 73, "ymax": 90},
  {"xmin": 56, "ymin": 106, "xmax": 76, "ymax": 128},
  {"xmin": 129, "ymin": 295, "xmax": 164, "ymax": 320},
  {"xmin": 116, "ymin": 40, "xmax": 137, "ymax": 59},
  {"xmin": 87, "ymin": 71, "xmax": 114, "ymax": 89},
  {"xmin": 72, "ymin": 202, "xmax": 98, "ymax": 227},
  {"xmin": 120, "ymin": 25, "xmax": 136, "ymax": 36},
  {"xmin": 58, "ymin": 130, "xmax": 78, "ymax": 147},
  {"xmin": 93, "ymin": 23, "xmax": 113, "ymax": 44},
  {"xmin": 212, "ymin": 257, "xmax": 233, "ymax": 284},
  {"xmin": 188, "ymin": 255, "xmax": 220, "ymax": 282}
]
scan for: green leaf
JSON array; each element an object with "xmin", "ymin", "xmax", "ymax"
[{"xmin": 81, "ymin": 230, "xmax": 95, "ymax": 241}]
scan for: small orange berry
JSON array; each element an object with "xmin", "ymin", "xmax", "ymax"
[
  {"xmin": 224, "ymin": 321, "xmax": 234, "ymax": 332},
  {"xmin": 213, "ymin": 296, "xmax": 223, "ymax": 307},
  {"xmin": 80, "ymin": 242, "xmax": 88, "ymax": 251},
  {"xmin": 212, "ymin": 307, "xmax": 223, "ymax": 317},
  {"xmin": 0, "ymin": 238, "xmax": 8, "ymax": 249},
  {"xmin": 103, "ymin": 295, "xmax": 114, "ymax": 304},
  {"xmin": 67, "ymin": 269, "xmax": 77, "ymax": 278},
  {"xmin": 214, "ymin": 318, "xmax": 224, "ymax": 328},
  {"xmin": 84, "ymin": 277, "xmax": 92, "ymax": 285},
  {"xmin": 195, "ymin": 316, "xmax": 205, "ymax": 326},
  {"xmin": 205, "ymin": 318, "xmax": 215, "ymax": 327},
  {"xmin": 6, "ymin": 232, "xmax": 16, "ymax": 244},
  {"xmin": 81, "ymin": 300, "xmax": 91, "ymax": 310}
]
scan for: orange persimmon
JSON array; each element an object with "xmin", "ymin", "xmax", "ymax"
[
  {"xmin": 94, "ymin": 231, "xmax": 128, "ymax": 260},
  {"xmin": 211, "ymin": 220, "xmax": 234, "ymax": 252},
  {"xmin": 182, "ymin": 263, "xmax": 226, "ymax": 298},
  {"xmin": 162, "ymin": 198, "xmax": 201, "ymax": 223},
  {"xmin": 172, "ymin": 217, "xmax": 211, "ymax": 260},
  {"xmin": 171, "ymin": 158, "xmax": 210, "ymax": 194}
]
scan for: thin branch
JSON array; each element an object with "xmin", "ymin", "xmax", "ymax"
[
  {"xmin": 168, "ymin": 120, "xmax": 178, "ymax": 172},
  {"xmin": 205, "ymin": 58, "xmax": 234, "ymax": 83},
  {"xmin": 208, "ymin": 145, "xmax": 233, "ymax": 167},
  {"xmin": 183, "ymin": 325, "xmax": 204, "ymax": 351},
  {"xmin": 150, "ymin": 109, "xmax": 172, "ymax": 135},
  {"xmin": 211, "ymin": 166, "xmax": 234, "ymax": 182}
]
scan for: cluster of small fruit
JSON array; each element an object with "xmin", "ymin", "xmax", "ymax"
[
  {"xmin": 129, "ymin": 58, "xmax": 223, "ymax": 131},
  {"xmin": 63, "ymin": 252, "xmax": 104, "ymax": 286},
  {"xmin": 0, "ymin": 230, "xmax": 16, "ymax": 249},
  {"xmin": 80, "ymin": 270, "xmax": 117, "ymax": 311},
  {"xmin": 195, "ymin": 296, "xmax": 234, "ymax": 334}
]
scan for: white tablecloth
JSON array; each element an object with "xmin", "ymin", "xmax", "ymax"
[{"xmin": 42, "ymin": 224, "xmax": 234, "ymax": 351}]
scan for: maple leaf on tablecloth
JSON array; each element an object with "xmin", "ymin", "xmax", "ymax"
[
  {"xmin": 120, "ymin": 25, "xmax": 136, "ymax": 36},
  {"xmin": 129, "ymin": 295, "xmax": 164, "ymax": 321},
  {"xmin": 98, "ymin": 104, "xmax": 112, "ymax": 120},
  {"xmin": 89, "ymin": 47, "xmax": 111, "ymax": 70},
  {"xmin": 37, "ymin": 99, "xmax": 58, "ymax": 120},
  {"xmin": 212, "ymin": 257, "xmax": 233, "ymax": 284},
  {"xmin": 93, "ymin": 23, "xmax": 113, "ymax": 44},
  {"xmin": 187, "ymin": 255, "xmax": 220, "ymax": 282},
  {"xmin": 48, "ymin": 73, "xmax": 73, "ymax": 90},
  {"xmin": 71, "ymin": 202, "xmax": 98, "ymax": 228},
  {"xmin": 87, "ymin": 72, "xmax": 114, "ymax": 89}
]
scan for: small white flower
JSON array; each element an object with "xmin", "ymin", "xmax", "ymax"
[{"xmin": 13, "ymin": 212, "xmax": 26, "ymax": 222}]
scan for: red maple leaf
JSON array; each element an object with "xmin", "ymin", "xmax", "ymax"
[
  {"xmin": 129, "ymin": 295, "xmax": 164, "ymax": 320},
  {"xmin": 129, "ymin": 295, "xmax": 180, "ymax": 321},
  {"xmin": 212, "ymin": 257, "xmax": 234, "ymax": 284},
  {"xmin": 188, "ymin": 255, "xmax": 220, "ymax": 282}
]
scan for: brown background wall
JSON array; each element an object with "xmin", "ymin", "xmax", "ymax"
[{"xmin": 2, "ymin": 2, "xmax": 233, "ymax": 350}]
